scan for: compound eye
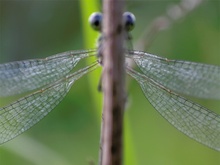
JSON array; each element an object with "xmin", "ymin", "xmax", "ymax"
[
  {"xmin": 89, "ymin": 12, "xmax": 102, "ymax": 31},
  {"xmin": 123, "ymin": 12, "xmax": 136, "ymax": 32}
]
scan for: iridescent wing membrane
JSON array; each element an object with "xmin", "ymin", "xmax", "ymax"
[
  {"xmin": 0, "ymin": 48, "xmax": 220, "ymax": 152},
  {"xmin": 0, "ymin": 49, "xmax": 96, "ymax": 96},
  {"xmin": 128, "ymin": 50, "xmax": 220, "ymax": 99},
  {"xmin": 0, "ymin": 49, "xmax": 99, "ymax": 144},
  {"xmin": 126, "ymin": 50, "xmax": 220, "ymax": 151}
]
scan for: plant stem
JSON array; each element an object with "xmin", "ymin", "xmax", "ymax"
[{"xmin": 100, "ymin": 0, "xmax": 125, "ymax": 164}]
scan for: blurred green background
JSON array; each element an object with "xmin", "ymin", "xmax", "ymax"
[{"xmin": 0, "ymin": 0, "xmax": 219, "ymax": 165}]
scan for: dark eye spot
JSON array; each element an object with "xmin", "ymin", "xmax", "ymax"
[
  {"xmin": 89, "ymin": 12, "xmax": 102, "ymax": 31},
  {"xmin": 123, "ymin": 12, "xmax": 136, "ymax": 32}
]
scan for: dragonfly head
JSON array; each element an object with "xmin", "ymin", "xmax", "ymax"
[
  {"xmin": 89, "ymin": 12, "xmax": 136, "ymax": 33},
  {"xmin": 89, "ymin": 12, "xmax": 136, "ymax": 62}
]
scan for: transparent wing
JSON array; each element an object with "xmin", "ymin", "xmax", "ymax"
[
  {"xmin": 127, "ymin": 67, "xmax": 220, "ymax": 151},
  {"xmin": 0, "ymin": 63, "xmax": 98, "ymax": 144},
  {"xmin": 127, "ymin": 50, "xmax": 220, "ymax": 99},
  {"xmin": 0, "ymin": 49, "xmax": 97, "ymax": 97}
]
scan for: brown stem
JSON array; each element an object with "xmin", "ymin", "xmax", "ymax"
[{"xmin": 100, "ymin": 0, "xmax": 125, "ymax": 165}]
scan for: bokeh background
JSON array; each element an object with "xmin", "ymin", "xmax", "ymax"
[{"xmin": 0, "ymin": 0, "xmax": 219, "ymax": 165}]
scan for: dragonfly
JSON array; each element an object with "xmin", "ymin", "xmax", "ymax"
[{"xmin": 0, "ymin": 12, "xmax": 220, "ymax": 152}]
